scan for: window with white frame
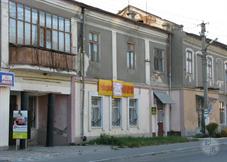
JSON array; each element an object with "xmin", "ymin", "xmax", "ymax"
[
  {"xmin": 91, "ymin": 96, "xmax": 102, "ymax": 127},
  {"xmin": 186, "ymin": 50, "xmax": 193, "ymax": 74},
  {"xmin": 127, "ymin": 43, "xmax": 136, "ymax": 69},
  {"xmin": 154, "ymin": 48, "xmax": 164, "ymax": 72},
  {"xmin": 129, "ymin": 99, "xmax": 138, "ymax": 126},
  {"xmin": 112, "ymin": 98, "xmax": 121, "ymax": 127},
  {"xmin": 207, "ymin": 57, "xmax": 213, "ymax": 79},
  {"xmin": 225, "ymin": 63, "xmax": 227, "ymax": 81},
  {"xmin": 88, "ymin": 32, "xmax": 99, "ymax": 62},
  {"xmin": 220, "ymin": 101, "xmax": 225, "ymax": 124}
]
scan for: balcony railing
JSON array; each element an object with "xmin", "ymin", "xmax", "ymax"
[{"xmin": 9, "ymin": 44, "xmax": 76, "ymax": 71}]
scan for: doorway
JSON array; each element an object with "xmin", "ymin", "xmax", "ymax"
[{"xmin": 9, "ymin": 95, "xmax": 17, "ymax": 146}]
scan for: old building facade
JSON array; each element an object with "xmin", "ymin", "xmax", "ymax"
[{"xmin": 0, "ymin": 0, "xmax": 227, "ymax": 148}]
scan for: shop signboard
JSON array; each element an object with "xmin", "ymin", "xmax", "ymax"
[{"xmin": 0, "ymin": 71, "xmax": 14, "ymax": 87}]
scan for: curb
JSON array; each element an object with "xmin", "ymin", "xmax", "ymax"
[{"xmin": 89, "ymin": 141, "xmax": 227, "ymax": 162}]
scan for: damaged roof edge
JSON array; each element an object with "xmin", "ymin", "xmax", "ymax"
[{"xmin": 62, "ymin": 0, "xmax": 170, "ymax": 34}]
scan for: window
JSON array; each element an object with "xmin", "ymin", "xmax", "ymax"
[
  {"xmin": 127, "ymin": 43, "xmax": 136, "ymax": 69},
  {"xmin": 112, "ymin": 98, "xmax": 121, "ymax": 127},
  {"xmin": 186, "ymin": 50, "xmax": 193, "ymax": 74},
  {"xmin": 207, "ymin": 57, "xmax": 213, "ymax": 79},
  {"xmin": 154, "ymin": 48, "xmax": 164, "ymax": 72},
  {"xmin": 129, "ymin": 99, "xmax": 137, "ymax": 126},
  {"xmin": 225, "ymin": 63, "xmax": 227, "ymax": 81},
  {"xmin": 220, "ymin": 101, "xmax": 225, "ymax": 124},
  {"xmin": 91, "ymin": 97, "xmax": 102, "ymax": 127},
  {"xmin": 88, "ymin": 32, "xmax": 99, "ymax": 62},
  {"xmin": 9, "ymin": 1, "xmax": 71, "ymax": 53}
]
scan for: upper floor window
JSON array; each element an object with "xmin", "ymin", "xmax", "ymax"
[
  {"xmin": 186, "ymin": 50, "xmax": 193, "ymax": 74},
  {"xmin": 9, "ymin": 1, "xmax": 71, "ymax": 53},
  {"xmin": 88, "ymin": 32, "xmax": 99, "ymax": 62},
  {"xmin": 127, "ymin": 43, "xmax": 136, "ymax": 69},
  {"xmin": 219, "ymin": 101, "xmax": 225, "ymax": 124},
  {"xmin": 225, "ymin": 63, "xmax": 227, "ymax": 81},
  {"xmin": 154, "ymin": 48, "xmax": 164, "ymax": 72},
  {"xmin": 129, "ymin": 99, "xmax": 138, "ymax": 126},
  {"xmin": 207, "ymin": 57, "xmax": 213, "ymax": 79},
  {"xmin": 112, "ymin": 98, "xmax": 121, "ymax": 127},
  {"xmin": 91, "ymin": 96, "xmax": 102, "ymax": 127}
]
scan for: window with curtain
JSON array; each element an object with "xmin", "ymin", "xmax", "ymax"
[
  {"xmin": 9, "ymin": 1, "xmax": 71, "ymax": 53},
  {"xmin": 127, "ymin": 43, "xmax": 136, "ymax": 69}
]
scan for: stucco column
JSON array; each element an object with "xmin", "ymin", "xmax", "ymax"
[
  {"xmin": 164, "ymin": 104, "xmax": 170, "ymax": 135},
  {"xmin": 0, "ymin": 87, "xmax": 10, "ymax": 148},
  {"xmin": 46, "ymin": 94, "xmax": 55, "ymax": 147}
]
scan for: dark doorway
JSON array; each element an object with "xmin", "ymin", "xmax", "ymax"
[{"xmin": 9, "ymin": 95, "xmax": 17, "ymax": 146}]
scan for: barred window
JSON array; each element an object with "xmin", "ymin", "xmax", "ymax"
[
  {"xmin": 112, "ymin": 98, "xmax": 121, "ymax": 127},
  {"xmin": 129, "ymin": 99, "xmax": 137, "ymax": 126},
  {"xmin": 9, "ymin": 1, "xmax": 71, "ymax": 53},
  {"xmin": 91, "ymin": 97, "xmax": 102, "ymax": 127}
]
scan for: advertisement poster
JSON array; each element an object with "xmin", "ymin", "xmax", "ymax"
[{"xmin": 13, "ymin": 110, "xmax": 28, "ymax": 139}]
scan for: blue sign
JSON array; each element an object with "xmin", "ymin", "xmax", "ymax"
[{"xmin": 0, "ymin": 71, "xmax": 14, "ymax": 87}]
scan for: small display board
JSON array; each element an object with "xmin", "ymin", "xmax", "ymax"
[
  {"xmin": 13, "ymin": 110, "xmax": 28, "ymax": 139},
  {"xmin": 151, "ymin": 107, "xmax": 157, "ymax": 115}
]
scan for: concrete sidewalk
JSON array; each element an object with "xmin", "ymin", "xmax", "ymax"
[{"xmin": 1, "ymin": 138, "xmax": 227, "ymax": 162}]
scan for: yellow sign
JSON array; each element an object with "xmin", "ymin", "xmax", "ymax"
[
  {"xmin": 122, "ymin": 82, "xmax": 134, "ymax": 97},
  {"xmin": 98, "ymin": 80, "xmax": 112, "ymax": 96},
  {"xmin": 98, "ymin": 79, "xmax": 134, "ymax": 98}
]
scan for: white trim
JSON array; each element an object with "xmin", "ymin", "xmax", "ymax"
[
  {"xmin": 112, "ymin": 31, "xmax": 117, "ymax": 80},
  {"xmin": 206, "ymin": 55, "xmax": 214, "ymax": 85},
  {"xmin": 9, "ymin": 65, "xmax": 77, "ymax": 76},
  {"xmin": 86, "ymin": 21, "xmax": 168, "ymax": 46},
  {"xmin": 184, "ymin": 41, "xmax": 227, "ymax": 59},
  {"xmin": 145, "ymin": 39, "xmax": 150, "ymax": 84},
  {"xmin": 109, "ymin": 97, "xmax": 112, "ymax": 131}
]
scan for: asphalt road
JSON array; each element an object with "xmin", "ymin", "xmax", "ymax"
[{"xmin": 41, "ymin": 143, "xmax": 227, "ymax": 162}]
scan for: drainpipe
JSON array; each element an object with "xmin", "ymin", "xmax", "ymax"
[{"xmin": 80, "ymin": 7, "xmax": 86, "ymax": 142}]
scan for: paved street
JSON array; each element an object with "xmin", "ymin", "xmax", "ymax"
[{"xmin": 1, "ymin": 138, "xmax": 227, "ymax": 162}]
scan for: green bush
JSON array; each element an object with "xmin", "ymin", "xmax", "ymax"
[{"xmin": 206, "ymin": 123, "xmax": 218, "ymax": 137}]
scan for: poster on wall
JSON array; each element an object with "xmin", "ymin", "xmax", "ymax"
[
  {"xmin": 13, "ymin": 110, "xmax": 28, "ymax": 139},
  {"xmin": 113, "ymin": 80, "xmax": 123, "ymax": 98}
]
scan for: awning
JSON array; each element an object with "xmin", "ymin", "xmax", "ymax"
[{"xmin": 154, "ymin": 91, "xmax": 175, "ymax": 104}]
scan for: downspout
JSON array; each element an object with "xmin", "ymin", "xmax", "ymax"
[{"xmin": 80, "ymin": 7, "xmax": 86, "ymax": 141}]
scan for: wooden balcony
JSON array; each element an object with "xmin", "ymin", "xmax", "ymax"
[{"xmin": 9, "ymin": 44, "xmax": 76, "ymax": 71}]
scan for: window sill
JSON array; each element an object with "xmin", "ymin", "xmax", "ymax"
[
  {"xmin": 153, "ymin": 71, "xmax": 164, "ymax": 75},
  {"xmin": 91, "ymin": 126, "xmax": 102, "ymax": 129}
]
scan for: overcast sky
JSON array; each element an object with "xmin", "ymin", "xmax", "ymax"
[{"xmin": 76, "ymin": 0, "xmax": 227, "ymax": 44}]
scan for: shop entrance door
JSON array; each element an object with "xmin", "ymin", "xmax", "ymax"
[{"xmin": 9, "ymin": 95, "xmax": 17, "ymax": 146}]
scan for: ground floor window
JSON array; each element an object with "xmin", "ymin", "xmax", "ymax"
[
  {"xmin": 91, "ymin": 96, "xmax": 102, "ymax": 127},
  {"xmin": 129, "ymin": 99, "xmax": 137, "ymax": 126},
  {"xmin": 112, "ymin": 98, "xmax": 121, "ymax": 127}
]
